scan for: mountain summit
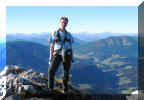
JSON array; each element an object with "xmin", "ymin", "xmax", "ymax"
[{"xmin": 2, "ymin": 66, "xmax": 95, "ymax": 100}]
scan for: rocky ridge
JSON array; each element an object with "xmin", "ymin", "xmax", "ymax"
[{"xmin": 1, "ymin": 66, "xmax": 94, "ymax": 100}]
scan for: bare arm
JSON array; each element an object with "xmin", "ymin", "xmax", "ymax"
[{"xmin": 49, "ymin": 43, "xmax": 54, "ymax": 60}]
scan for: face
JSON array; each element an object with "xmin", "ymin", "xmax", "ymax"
[{"xmin": 60, "ymin": 19, "xmax": 68, "ymax": 30}]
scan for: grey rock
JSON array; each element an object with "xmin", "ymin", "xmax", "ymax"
[
  {"xmin": 22, "ymin": 85, "xmax": 35, "ymax": 91},
  {"xmin": 13, "ymin": 77, "xmax": 18, "ymax": 86},
  {"xmin": 24, "ymin": 70, "xmax": 37, "ymax": 80},
  {"xmin": 39, "ymin": 73, "xmax": 44, "ymax": 78},
  {"xmin": 18, "ymin": 77, "xmax": 32, "ymax": 85},
  {"xmin": 0, "ymin": 90, "xmax": 3, "ymax": 96},
  {"xmin": 17, "ymin": 83, "xmax": 23, "ymax": 86},
  {"xmin": 6, "ymin": 67, "xmax": 18, "ymax": 75},
  {"xmin": 15, "ymin": 66, "xmax": 24, "ymax": 73},
  {"xmin": 16, "ymin": 83, "xmax": 24, "ymax": 93},
  {"xmin": 17, "ymin": 86, "xmax": 23, "ymax": 93},
  {"xmin": 31, "ymin": 75, "xmax": 43, "ymax": 82},
  {"xmin": 3, "ymin": 66, "xmax": 76, "ymax": 99},
  {"xmin": 6, "ymin": 73, "xmax": 16, "ymax": 82},
  {"xmin": 6, "ymin": 80, "xmax": 12, "ymax": 88},
  {"xmin": 6, "ymin": 88, "xmax": 13, "ymax": 95},
  {"xmin": 26, "ymin": 69, "xmax": 35, "ymax": 76}
]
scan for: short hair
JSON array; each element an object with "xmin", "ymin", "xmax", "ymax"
[{"xmin": 60, "ymin": 17, "xmax": 68, "ymax": 23}]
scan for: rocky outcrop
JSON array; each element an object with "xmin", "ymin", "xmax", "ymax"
[
  {"xmin": 1, "ymin": 66, "xmax": 95, "ymax": 100},
  {"xmin": 5, "ymin": 66, "xmax": 61, "ymax": 95}
]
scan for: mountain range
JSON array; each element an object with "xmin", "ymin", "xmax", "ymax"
[
  {"xmin": 7, "ymin": 32, "xmax": 137, "ymax": 43},
  {"xmin": 6, "ymin": 33, "xmax": 86, "ymax": 46},
  {"xmin": 75, "ymin": 36, "xmax": 138, "ymax": 59},
  {"xmin": 4, "ymin": 35, "xmax": 138, "ymax": 94},
  {"xmin": 72, "ymin": 32, "xmax": 137, "ymax": 42}
]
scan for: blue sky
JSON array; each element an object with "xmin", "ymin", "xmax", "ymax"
[{"xmin": 6, "ymin": 6, "xmax": 137, "ymax": 34}]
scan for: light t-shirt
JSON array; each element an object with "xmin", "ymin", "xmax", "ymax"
[{"xmin": 49, "ymin": 29, "xmax": 74, "ymax": 55}]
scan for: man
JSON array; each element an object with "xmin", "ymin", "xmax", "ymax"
[{"xmin": 48, "ymin": 17, "xmax": 74, "ymax": 93}]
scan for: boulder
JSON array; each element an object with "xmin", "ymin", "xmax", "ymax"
[
  {"xmin": 22, "ymin": 85, "xmax": 35, "ymax": 91},
  {"xmin": 16, "ymin": 83, "xmax": 23, "ymax": 93},
  {"xmin": 39, "ymin": 73, "xmax": 45, "ymax": 78},
  {"xmin": 18, "ymin": 77, "xmax": 32, "ymax": 85},
  {"xmin": 6, "ymin": 73, "xmax": 16, "ymax": 83},
  {"xmin": 24, "ymin": 70, "xmax": 37, "ymax": 80},
  {"xmin": 26, "ymin": 69, "xmax": 35, "ymax": 75},
  {"xmin": 0, "ymin": 90, "xmax": 3, "ymax": 96},
  {"xmin": 6, "ymin": 88, "xmax": 13, "ymax": 95},
  {"xmin": 13, "ymin": 77, "xmax": 18, "ymax": 86}
]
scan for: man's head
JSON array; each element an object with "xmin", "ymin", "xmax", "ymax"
[{"xmin": 60, "ymin": 17, "xmax": 68, "ymax": 31}]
